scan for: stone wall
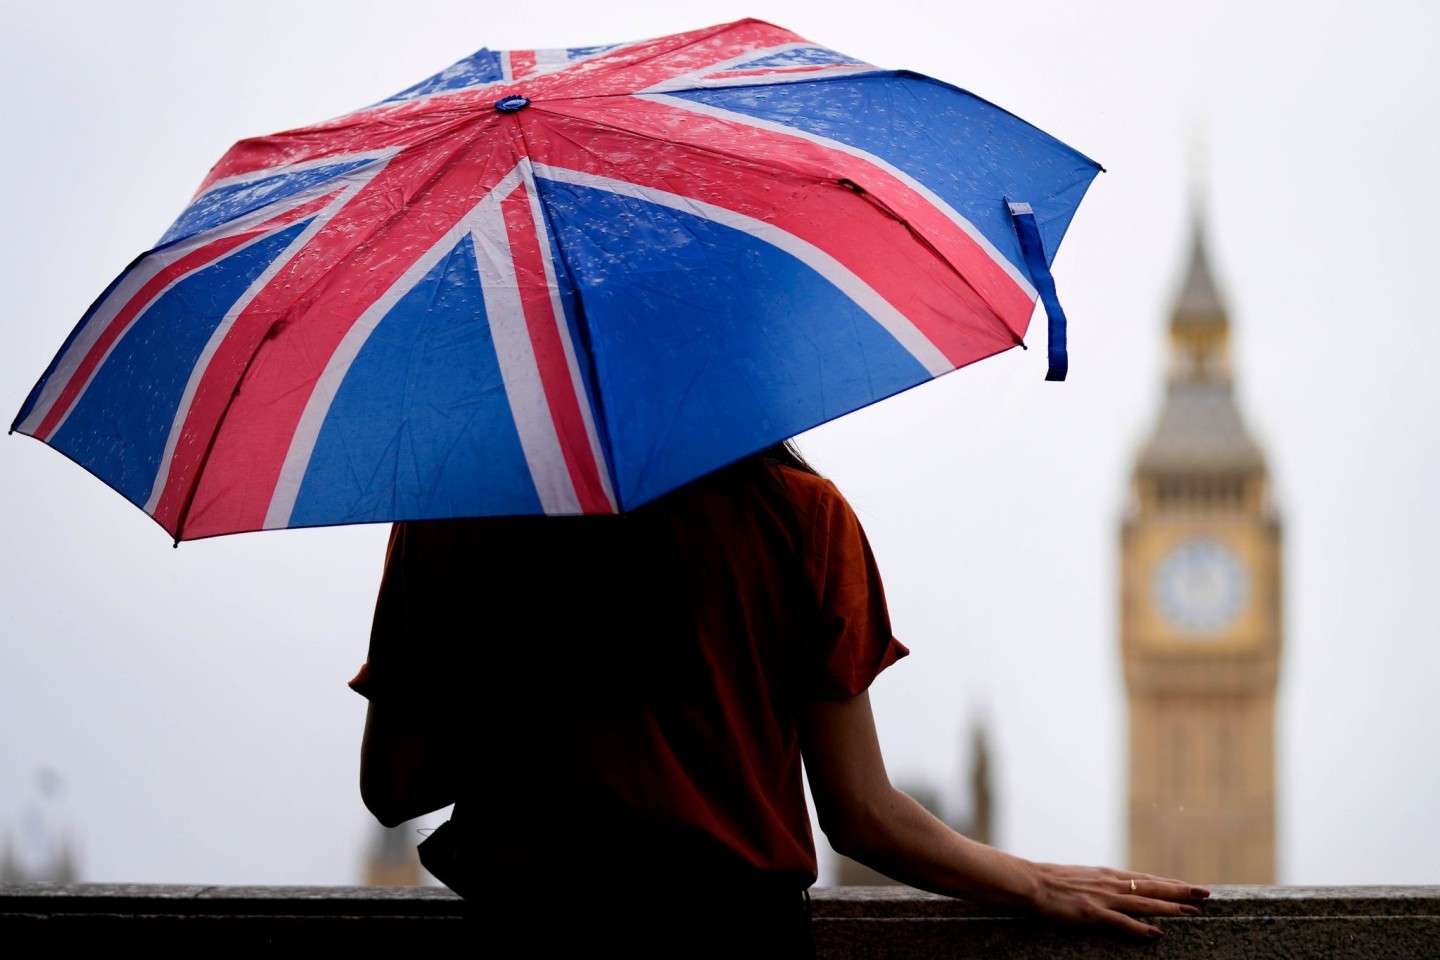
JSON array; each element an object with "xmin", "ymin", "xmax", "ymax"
[{"xmin": 2, "ymin": 883, "xmax": 1436, "ymax": 957}]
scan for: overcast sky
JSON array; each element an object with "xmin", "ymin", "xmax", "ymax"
[{"xmin": 2, "ymin": 0, "xmax": 1437, "ymax": 887}]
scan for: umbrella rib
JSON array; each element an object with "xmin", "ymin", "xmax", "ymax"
[
  {"xmin": 530, "ymin": 99, "xmax": 839, "ymax": 196},
  {"xmin": 544, "ymin": 68, "xmax": 903, "ymax": 105},
  {"xmin": 537, "ymin": 20, "xmax": 760, "ymax": 101},
  {"xmin": 511, "ymin": 119, "xmax": 622, "ymax": 507},
  {"xmin": 635, "ymin": 75, "xmax": 1044, "ymax": 318},
  {"xmin": 840, "ymin": 178, "xmax": 1022, "ymax": 348},
  {"xmin": 242, "ymin": 115, "xmax": 497, "ymax": 348},
  {"xmin": 527, "ymin": 100, "xmax": 1019, "ymax": 347},
  {"xmin": 173, "ymin": 117, "xmax": 504, "ymax": 539},
  {"xmin": 167, "ymin": 340, "xmax": 269, "ymax": 543}
]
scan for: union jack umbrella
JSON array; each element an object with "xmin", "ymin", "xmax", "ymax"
[{"xmin": 13, "ymin": 19, "xmax": 1101, "ymax": 542}]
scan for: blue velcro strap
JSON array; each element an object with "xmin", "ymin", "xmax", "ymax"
[{"xmin": 1006, "ymin": 200, "xmax": 1068, "ymax": 381}]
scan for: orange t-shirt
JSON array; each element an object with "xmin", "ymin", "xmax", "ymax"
[{"xmin": 352, "ymin": 460, "xmax": 906, "ymax": 887}]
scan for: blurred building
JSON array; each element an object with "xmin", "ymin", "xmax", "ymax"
[
  {"xmin": 1120, "ymin": 217, "xmax": 1282, "ymax": 883},
  {"xmin": 363, "ymin": 822, "xmax": 423, "ymax": 887},
  {"xmin": 0, "ymin": 835, "xmax": 77, "ymax": 884},
  {"xmin": 1, "ymin": 768, "xmax": 79, "ymax": 883},
  {"xmin": 833, "ymin": 718, "xmax": 992, "ymax": 885}
]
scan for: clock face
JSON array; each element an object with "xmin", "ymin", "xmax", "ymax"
[{"xmin": 1153, "ymin": 538, "xmax": 1248, "ymax": 635}]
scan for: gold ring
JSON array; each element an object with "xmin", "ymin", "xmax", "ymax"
[{"xmin": 1130, "ymin": 879, "xmax": 1137, "ymax": 892}]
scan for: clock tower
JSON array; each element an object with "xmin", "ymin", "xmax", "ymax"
[{"xmin": 1121, "ymin": 217, "xmax": 1281, "ymax": 883}]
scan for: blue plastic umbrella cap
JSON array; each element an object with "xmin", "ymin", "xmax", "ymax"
[{"xmin": 494, "ymin": 95, "xmax": 531, "ymax": 113}]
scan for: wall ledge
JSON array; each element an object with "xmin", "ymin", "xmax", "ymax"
[{"xmin": 3, "ymin": 883, "xmax": 1436, "ymax": 957}]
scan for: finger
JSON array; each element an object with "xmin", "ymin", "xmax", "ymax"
[
  {"xmin": 1105, "ymin": 910, "xmax": 1165, "ymax": 941},
  {"xmin": 1118, "ymin": 895, "xmax": 1202, "ymax": 918},
  {"xmin": 1129, "ymin": 871, "xmax": 1211, "ymax": 897},
  {"xmin": 1130, "ymin": 870, "xmax": 1184, "ymax": 882},
  {"xmin": 1129, "ymin": 878, "xmax": 1211, "ymax": 902}
]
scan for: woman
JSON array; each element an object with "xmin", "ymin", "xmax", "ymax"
[{"xmin": 353, "ymin": 443, "xmax": 1206, "ymax": 954}]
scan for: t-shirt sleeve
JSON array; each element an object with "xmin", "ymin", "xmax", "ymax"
[
  {"xmin": 350, "ymin": 521, "xmax": 424, "ymax": 707},
  {"xmin": 798, "ymin": 478, "xmax": 909, "ymax": 699},
  {"xmin": 350, "ymin": 517, "xmax": 548, "ymax": 715}
]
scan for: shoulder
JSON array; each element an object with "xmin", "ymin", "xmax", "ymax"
[
  {"xmin": 772, "ymin": 464, "xmax": 842, "ymax": 503},
  {"xmin": 772, "ymin": 465, "xmax": 853, "ymax": 515},
  {"xmin": 769, "ymin": 465, "xmax": 870, "ymax": 552}
]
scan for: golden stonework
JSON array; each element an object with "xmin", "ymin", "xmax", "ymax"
[{"xmin": 1120, "ymin": 215, "xmax": 1282, "ymax": 884}]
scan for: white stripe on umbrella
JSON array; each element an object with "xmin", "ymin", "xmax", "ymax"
[
  {"xmin": 639, "ymin": 43, "xmax": 876, "ymax": 93},
  {"xmin": 472, "ymin": 166, "xmax": 585, "ymax": 516},
  {"xmin": 18, "ymin": 183, "xmax": 348, "ymax": 443},
  {"xmin": 263, "ymin": 179, "xmax": 496, "ymax": 529},
  {"xmin": 141, "ymin": 178, "xmax": 376, "ymax": 518},
  {"xmin": 516, "ymin": 157, "xmax": 616, "ymax": 512},
  {"xmin": 265, "ymin": 162, "xmax": 610, "ymax": 525},
  {"xmin": 638, "ymin": 92, "xmax": 1038, "ymax": 302},
  {"xmin": 188, "ymin": 149, "xmax": 398, "ymax": 207},
  {"xmin": 532, "ymin": 161, "xmax": 954, "ymax": 378}
]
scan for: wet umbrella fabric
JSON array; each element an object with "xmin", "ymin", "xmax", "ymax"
[{"xmin": 14, "ymin": 19, "xmax": 1101, "ymax": 541}]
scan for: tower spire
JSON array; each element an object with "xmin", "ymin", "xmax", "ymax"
[
  {"xmin": 1166, "ymin": 207, "xmax": 1232, "ymax": 383},
  {"xmin": 1173, "ymin": 217, "xmax": 1226, "ymax": 327},
  {"xmin": 1138, "ymin": 210, "xmax": 1262, "ymax": 475}
]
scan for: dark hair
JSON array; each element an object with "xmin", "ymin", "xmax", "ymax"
[{"xmin": 756, "ymin": 439, "xmax": 820, "ymax": 477}]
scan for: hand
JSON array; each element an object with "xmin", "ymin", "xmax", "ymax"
[{"xmin": 1027, "ymin": 863, "xmax": 1210, "ymax": 940}]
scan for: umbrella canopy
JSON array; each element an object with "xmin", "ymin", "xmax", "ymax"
[{"xmin": 13, "ymin": 19, "xmax": 1100, "ymax": 541}]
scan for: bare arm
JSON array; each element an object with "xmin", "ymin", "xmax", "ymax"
[{"xmin": 798, "ymin": 692, "xmax": 1208, "ymax": 940}]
